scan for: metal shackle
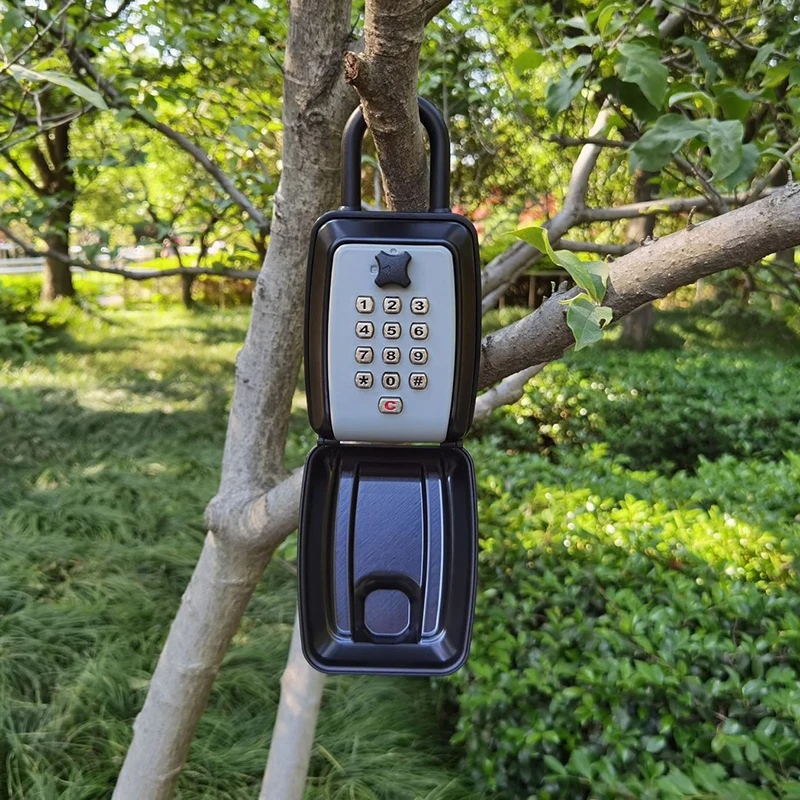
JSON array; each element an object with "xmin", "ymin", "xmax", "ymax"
[{"xmin": 341, "ymin": 96, "xmax": 451, "ymax": 213}]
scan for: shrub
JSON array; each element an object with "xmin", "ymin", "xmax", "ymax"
[
  {"xmin": 479, "ymin": 350, "xmax": 800, "ymax": 471},
  {"xmin": 446, "ymin": 445, "xmax": 800, "ymax": 799}
]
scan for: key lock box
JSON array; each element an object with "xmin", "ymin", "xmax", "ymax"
[{"xmin": 298, "ymin": 97, "xmax": 480, "ymax": 676}]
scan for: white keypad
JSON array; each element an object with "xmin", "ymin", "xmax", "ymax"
[
  {"xmin": 410, "ymin": 322, "xmax": 428, "ymax": 340},
  {"xmin": 327, "ymin": 243, "xmax": 456, "ymax": 443},
  {"xmin": 383, "ymin": 322, "xmax": 401, "ymax": 339},
  {"xmin": 409, "ymin": 347, "xmax": 428, "ymax": 365},
  {"xmin": 410, "ymin": 297, "xmax": 429, "ymax": 315}
]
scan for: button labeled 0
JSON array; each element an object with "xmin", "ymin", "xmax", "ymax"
[{"xmin": 378, "ymin": 397, "xmax": 403, "ymax": 414}]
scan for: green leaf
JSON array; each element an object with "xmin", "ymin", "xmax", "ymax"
[
  {"xmin": 513, "ymin": 48, "xmax": 544, "ymax": 75},
  {"xmin": 644, "ymin": 735, "xmax": 666, "ymax": 753},
  {"xmin": 616, "ymin": 43, "xmax": 668, "ymax": 108},
  {"xmin": 669, "ymin": 90, "xmax": 716, "ymax": 115},
  {"xmin": 721, "ymin": 142, "xmax": 759, "ymax": 189},
  {"xmin": 554, "ymin": 251, "xmax": 608, "ymax": 303},
  {"xmin": 762, "ymin": 61, "xmax": 798, "ymax": 89},
  {"xmin": 661, "ymin": 767, "xmax": 699, "ymax": 795},
  {"xmin": 568, "ymin": 747, "xmax": 594, "ymax": 779},
  {"xmin": 543, "ymin": 755, "xmax": 567, "ymax": 775},
  {"xmin": 707, "ymin": 119, "xmax": 744, "ymax": 181},
  {"xmin": 8, "ymin": 65, "xmax": 108, "ymax": 110},
  {"xmin": 544, "ymin": 56, "xmax": 591, "ymax": 117},
  {"xmin": 713, "ymin": 85, "xmax": 759, "ymax": 121},
  {"xmin": 747, "ymin": 43, "xmax": 774, "ymax": 78},
  {"xmin": 675, "ymin": 37, "xmax": 721, "ymax": 86},
  {"xmin": 563, "ymin": 294, "xmax": 613, "ymax": 350},
  {"xmin": 510, "ymin": 226, "xmax": 608, "ymax": 302},
  {"xmin": 1, "ymin": 7, "xmax": 24, "ymax": 33},
  {"xmin": 628, "ymin": 115, "xmax": 705, "ymax": 172}
]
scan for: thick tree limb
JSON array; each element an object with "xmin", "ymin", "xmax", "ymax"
[
  {"xmin": 478, "ymin": 186, "xmax": 800, "ymax": 387},
  {"xmin": 112, "ymin": 0, "xmax": 358, "ymax": 795}
]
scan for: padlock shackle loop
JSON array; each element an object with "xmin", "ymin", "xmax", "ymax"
[{"xmin": 341, "ymin": 96, "xmax": 451, "ymax": 213}]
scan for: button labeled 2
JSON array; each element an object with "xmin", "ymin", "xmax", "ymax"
[{"xmin": 378, "ymin": 397, "xmax": 403, "ymax": 414}]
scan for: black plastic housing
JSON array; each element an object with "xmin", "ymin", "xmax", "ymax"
[
  {"xmin": 298, "ymin": 443, "xmax": 477, "ymax": 675},
  {"xmin": 304, "ymin": 209, "xmax": 481, "ymax": 443}
]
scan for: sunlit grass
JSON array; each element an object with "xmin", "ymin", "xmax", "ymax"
[{"xmin": 1, "ymin": 305, "xmax": 474, "ymax": 800}]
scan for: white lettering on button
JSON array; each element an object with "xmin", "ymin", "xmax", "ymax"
[{"xmin": 378, "ymin": 397, "xmax": 403, "ymax": 414}]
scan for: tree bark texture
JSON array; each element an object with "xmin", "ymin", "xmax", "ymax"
[
  {"xmin": 33, "ymin": 121, "xmax": 75, "ymax": 301},
  {"xmin": 621, "ymin": 170, "xmax": 657, "ymax": 351},
  {"xmin": 112, "ymin": 0, "xmax": 357, "ymax": 795}
]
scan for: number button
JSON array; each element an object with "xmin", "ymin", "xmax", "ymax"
[
  {"xmin": 355, "ymin": 346, "xmax": 374, "ymax": 364},
  {"xmin": 382, "ymin": 372, "xmax": 401, "ymax": 390},
  {"xmin": 410, "ymin": 322, "xmax": 428, "ymax": 340},
  {"xmin": 409, "ymin": 372, "xmax": 427, "ymax": 390},
  {"xmin": 355, "ymin": 371, "xmax": 373, "ymax": 389},
  {"xmin": 355, "ymin": 321, "xmax": 374, "ymax": 339},
  {"xmin": 356, "ymin": 296, "xmax": 374, "ymax": 314},
  {"xmin": 383, "ymin": 297, "xmax": 402, "ymax": 314},
  {"xmin": 378, "ymin": 397, "xmax": 403, "ymax": 414},
  {"xmin": 383, "ymin": 322, "xmax": 401, "ymax": 339},
  {"xmin": 382, "ymin": 347, "xmax": 401, "ymax": 364},
  {"xmin": 409, "ymin": 347, "xmax": 427, "ymax": 365},
  {"xmin": 410, "ymin": 297, "xmax": 429, "ymax": 315}
]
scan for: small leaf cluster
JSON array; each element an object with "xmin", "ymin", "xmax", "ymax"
[{"xmin": 511, "ymin": 226, "xmax": 612, "ymax": 350}]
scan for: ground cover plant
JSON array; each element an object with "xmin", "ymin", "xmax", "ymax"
[{"xmin": 2, "ymin": 290, "xmax": 799, "ymax": 799}]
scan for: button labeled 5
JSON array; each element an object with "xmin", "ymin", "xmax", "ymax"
[
  {"xmin": 383, "ymin": 322, "xmax": 401, "ymax": 339},
  {"xmin": 378, "ymin": 397, "xmax": 403, "ymax": 414}
]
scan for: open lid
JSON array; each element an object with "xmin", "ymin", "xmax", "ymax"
[{"xmin": 298, "ymin": 442, "xmax": 477, "ymax": 676}]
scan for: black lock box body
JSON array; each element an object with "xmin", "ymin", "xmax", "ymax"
[{"xmin": 299, "ymin": 98, "xmax": 479, "ymax": 675}]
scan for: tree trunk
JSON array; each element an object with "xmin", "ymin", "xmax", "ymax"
[
  {"xmin": 180, "ymin": 274, "xmax": 194, "ymax": 309},
  {"xmin": 42, "ymin": 226, "xmax": 74, "ymax": 301},
  {"xmin": 112, "ymin": 0, "xmax": 356, "ymax": 796},
  {"xmin": 36, "ymin": 121, "xmax": 76, "ymax": 302},
  {"xmin": 621, "ymin": 170, "xmax": 656, "ymax": 351}
]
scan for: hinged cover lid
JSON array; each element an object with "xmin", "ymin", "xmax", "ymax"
[{"xmin": 298, "ymin": 442, "xmax": 477, "ymax": 675}]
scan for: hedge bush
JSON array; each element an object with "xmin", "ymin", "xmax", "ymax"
[
  {"xmin": 478, "ymin": 349, "xmax": 800, "ymax": 471},
  {"xmin": 446, "ymin": 445, "xmax": 800, "ymax": 799}
]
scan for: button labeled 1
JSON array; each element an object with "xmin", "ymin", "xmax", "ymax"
[{"xmin": 378, "ymin": 397, "xmax": 403, "ymax": 414}]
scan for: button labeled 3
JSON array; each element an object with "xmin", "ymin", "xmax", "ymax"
[
  {"xmin": 378, "ymin": 396, "xmax": 403, "ymax": 414},
  {"xmin": 410, "ymin": 297, "xmax": 429, "ymax": 315}
]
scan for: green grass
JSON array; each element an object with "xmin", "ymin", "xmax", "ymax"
[
  {"xmin": 0, "ymin": 306, "xmax": 474, "ymax": 799},
  {"xmin": 3, "ymin": 294, "xmax": 800, "ymax": 799}
]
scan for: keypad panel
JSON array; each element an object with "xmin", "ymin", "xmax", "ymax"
[{"xmin": 327, "ymin": 243, "xmax": 456, "ymax": 443}]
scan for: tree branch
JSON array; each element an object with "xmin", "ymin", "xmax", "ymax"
[
  {"xmin": 2, "ymin": 152, "xmax": 43, "ymax": 194},
  {"xmin": 64, "ymin": 45, "xmax": 272, "ymax": 233},
  {"xmin": 556, "ymin": 239, "xmax": 637, "ymax": 257},
  {"xmin": 344, "ymin": 0, "xmax": 429, "ymax": 212},
  {"xmin": 478, "ymin": 186, "xmax": 800, "ymax": 387}
]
